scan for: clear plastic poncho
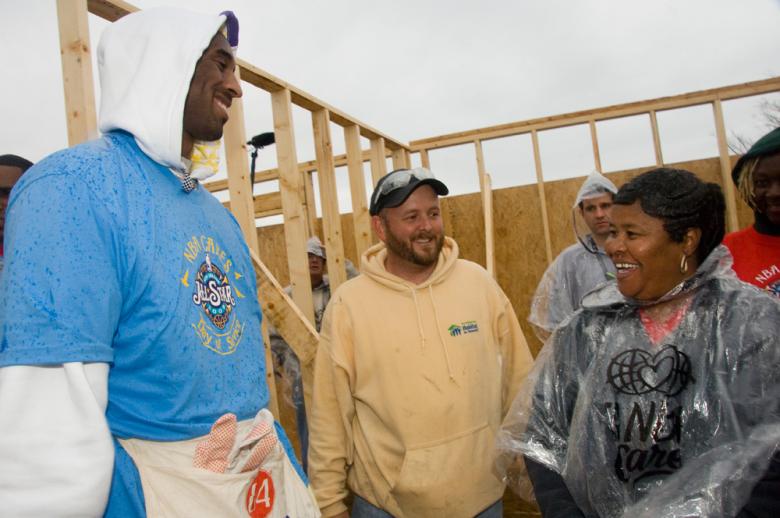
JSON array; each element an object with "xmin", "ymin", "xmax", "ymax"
[
  {"xmin": 529, "ymin": 172, "xmax": 618, "ymax": 340},
  {"xmin": 498, "ymin": 246, "xmax": 780, "ymax": 517}
]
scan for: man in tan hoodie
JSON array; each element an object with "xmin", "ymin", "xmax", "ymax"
[{"xmin": 309, "ymin": 167, "xmax": 535, "ymax": 517}]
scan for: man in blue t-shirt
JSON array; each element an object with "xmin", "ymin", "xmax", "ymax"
[{"xmin": 0, "ymin": 8, "xmax": 303, "ymax": 517}]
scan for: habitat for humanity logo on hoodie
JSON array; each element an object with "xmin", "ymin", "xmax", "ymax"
[{"xmin": 448, "ymin": 321, "xmax": 480, "ymax": 336}]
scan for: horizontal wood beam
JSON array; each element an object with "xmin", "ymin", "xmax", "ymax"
[
  {"xmin": 253, "ymin": 191, "xmax": 282, "ymax": 214},
  {"xmin": 205, "ymin": 170, "xmax": 279, "ymax": 193},
  {"xmin": 256, "ymin": 208, "xmax": 283, "ymax": 219},
  {"xmin": 204, "ymin": 147, "xmax": 393, "ymax": 193},
  {"xmin": 87, "ymin": 0, "xmax": 137, "ymax": 21},
  {"xmin": 410, "ymin": 76, "xmax": 780, "ymax": 151}
]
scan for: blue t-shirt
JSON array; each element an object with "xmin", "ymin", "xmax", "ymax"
[{"xmin": 0, "ymin": 131, "xmax": 301, "ymax": 515}]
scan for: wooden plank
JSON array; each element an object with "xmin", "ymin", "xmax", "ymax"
[
  {"xmin": 260, "ymin": 318, "xmax": 279, "ymax": 418},
  {"xmin": 532, "ymin": 130, "xmax": 554, "ymax": 265},
  {"xmin": 256, "ymin": 208, "xmax": 283, "ymax": 219},
  {"xmin": 300, "ymin": 148, "xmax": 392, "ymax": 173},
  {"xmin": 271, "ymin": 88, "xmax": 315, "ymax": 325},
  {"xmin": 223, "ymin": 66, "xmax": 260, "ymax": 254},
  {"xmin": 303, "ymin": 171, "xmax": 317, "ymax": 237},
  {"xmin": 410, "ymin": 76, "xmax": 780, "ymax": 151},
  {"xmin": 474, "ymin": 140, "xmax": 495, "ymax": 277},
  {"xmin": 205, "ymin": 148, "xmax": 393, "ymax": 194},
  {"xmin": 589, "ymin": 120, "xmax": 602, "ymax": 173},
  {"xmin": 392, "ymin": 148, "xmax": 411, "ymax": 170},
  {"xmin": 57, "ymin": 0, "xmax": 98, "ymax": 146},
  {"xmin": 482, "ymin": 174, "xmax": 496, "ymax": 278},
  {"xmin": 312, "ymin": 109, "xmax": 348, "ymax": 292},
  {"xmin": 474, "ymin": 139, "xmax": 487, "ymax": 185},
  {"xmin": 712, "ymin": 99, "xmax": 740, "ymax": 233},
  {"xmin": 474, "ymin": 140, "xmax": 485, "ymax": 182},
  {"xmin": 248, "ymin": 248, "xmax": 319, "ymax": 425},
  {"xmin": 248, "ymin": 169, "xmax": 279, "ymax": 184},
  {"xmin": 220, "ymin": 192, "xmax": 283, "ymax": 217},
  {"xmin": 420, "ymin": 149, "xmax": 431, "ymax": 169},
  {"xmin": 87, "ymin": 0, "xmax": 137, "ymax": 21},
  {"xmin": 649, "ymin": 110, "xmax": 664, "ymax": 166},
  {"xmin": 205, "ymin": 170, "xmax": 278, "ymax": 193},
  {"xmin": 345, "ymin": 124, "xmax": 372, "ymax": 258},
  {"xmin": 253, "ymin": 191, "xmax": 282, "ymax": 214},
  {"xmin": 370, "ymin": 138, "xmax": 388, "ymax": 188}
]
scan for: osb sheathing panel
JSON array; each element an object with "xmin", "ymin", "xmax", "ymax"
[
  {"xmin": 491, "ymin": 185, "xmax": 548, "ymax": 355},
  {"xmin": 255, "ymin": 156, "xmax": 752, "ymax": 358},
  {"xmin": 441, "ymin": 191, "xmax": 487, "ymax": 267}
]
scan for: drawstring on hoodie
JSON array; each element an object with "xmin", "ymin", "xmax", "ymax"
[
  {"xmin": 411, "ymin": 288, "xmax": 427, "ymax": 350},
  {"xmin": 363, "ymin": 238, "xmax": 461, "ymax": 384},
  {"xmin": 408, "ymin": 285, "xmax": 456, "ymax": 383},
  {"xmin": 429, "ymin": 285, "xmax": 456, "ymax": 383}
]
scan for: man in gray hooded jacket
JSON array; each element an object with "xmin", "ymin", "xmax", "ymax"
[{"xmin": 528, "ymin": 171, "xmax": 618, "ymax": 340}]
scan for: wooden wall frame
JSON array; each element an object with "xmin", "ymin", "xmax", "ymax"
[{"xmin": 53, "ymin": 0, "xmax": 780, "ymax": 448}]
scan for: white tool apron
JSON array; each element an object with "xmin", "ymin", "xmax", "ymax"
[{"xmin": 118, "ymin": 410, "xmax": 321, "ymax": 518}]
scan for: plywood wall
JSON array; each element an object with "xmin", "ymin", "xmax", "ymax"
[{"xmin": 256, "ymin": 156, "xmax": 754, "ymax": 356}]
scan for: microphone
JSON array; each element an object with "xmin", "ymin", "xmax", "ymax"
[{"xmin": 247, "ymin": 132, "xmax": 275, "ymax": 148}]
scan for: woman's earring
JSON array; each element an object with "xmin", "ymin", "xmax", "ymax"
[{"xmin": 679, "ymin": 254, "xmax": 688, "ymax": 274}]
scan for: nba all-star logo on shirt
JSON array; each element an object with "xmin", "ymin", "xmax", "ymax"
[
  {"xmin": 192, "ymin": 254, "xmax": 235, "ymax": 328},
  {"xmin": 181, "ymin": 234, "xmax": 247, "ymax": 355}
]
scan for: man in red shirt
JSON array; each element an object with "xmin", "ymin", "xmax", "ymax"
[{"xmin": 724, "ymin": 127, "xmax": 780, "ymax": 297}]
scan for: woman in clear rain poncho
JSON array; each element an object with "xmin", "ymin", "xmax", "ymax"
[{"xmin": 496, "ymin": 168, "xmax": 780, "ymax": 518}]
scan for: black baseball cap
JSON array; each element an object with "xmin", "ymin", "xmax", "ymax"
[{"xmin": 369, "ymin": 168, "xmax": 449, "ymax": 215}]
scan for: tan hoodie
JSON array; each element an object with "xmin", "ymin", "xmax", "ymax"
[{"xmin": 309, "ymin": 237, "xmax": 534, "ymax": 517}]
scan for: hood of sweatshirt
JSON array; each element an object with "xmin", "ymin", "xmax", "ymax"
[{"xmin": 97, "ymin": 8, "xmax": 232, "ymax": 171}]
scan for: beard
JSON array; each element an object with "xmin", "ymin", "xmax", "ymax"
[{"xmin": 384, "ymin": 226, "xmax": 445, "ymax": 267}]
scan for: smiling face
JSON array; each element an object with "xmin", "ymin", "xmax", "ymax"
[
  {"xmin": 580, "ymin": 192, "xmax": 614, "ymax": 238},
  {"xmin": 372, "ymin": 185, "xmax": 444, "ymax": 277},
  {"xmin": 181, "ymin": 32, "xmax": 242, "ymax": 158},
  {"xmin": 606, "ymin": 202, "xmax": 700, "ymax": 301},
  {"xmin": 752, "ymin": 152, "xmax": 780, "ymax": 225}
]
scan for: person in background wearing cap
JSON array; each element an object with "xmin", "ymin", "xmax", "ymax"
[
  {"xmin": 528, "ymin": 171, "xmax": 618, "ymax": 340},
  {"xmin": 269, "ymin": 236, "xmax": 358, "ymax": 473},
  {"xmin": 0, "ymin": 8, "xmax": 314, "ymax": 517},
  {"xmin": 308, "ymin": 168, "xmax": 534, "ymax": 518},
  {"xmin": 724, "ymin": 126, "xmax": 780, "ymax": 297},
  {"xmin": 0, "ymin": 154, "xmax": 33, "ymax": 275}
]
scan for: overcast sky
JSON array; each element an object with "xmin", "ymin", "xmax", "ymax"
[{"xmin": 2, "ymin": 0, "xmax": 780, "ymax": 222}]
